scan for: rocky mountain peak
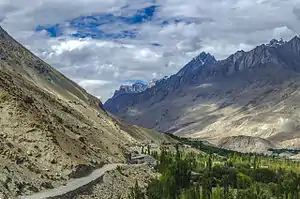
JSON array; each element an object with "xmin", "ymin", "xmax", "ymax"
[
  {"xmin": 177, "ymin": 52, "xmax": 216, "ymax": 77},
  {"xmin": 231, "ymin": 50, "xmax": 246, "ymax": 61},
  {"xmin": 112, "ymin": 81, "xmax": 148, "ymax": 98},
  {"xmin": 267, "ymin": 38, "xmax": 285, "ymax": 47},
  {"xmin": 290, "ymin": 35, "xmax": 300, "ymax": 43},
  {"xmin": 286, "ymin": 35, "xmax": 300, "ymax": 53},
  {"xmin": 193, "ymin": 52, "xmax": 216, "ymax": 63}
]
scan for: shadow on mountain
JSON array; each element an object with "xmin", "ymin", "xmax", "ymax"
[{"xmin": 104, "ymin": 37, "xmax": 300, "ymax": 147}]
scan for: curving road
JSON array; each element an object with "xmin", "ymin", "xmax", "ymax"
[{"xmin": 18, "ymin": 164, "xmax": 122, "ymax": 199}]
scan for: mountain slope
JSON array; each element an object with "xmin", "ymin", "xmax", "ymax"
[
  {"xmin": 0, "ymin": 26, "xmax": 169, "ymax": 197},
  {"xmin": 104, "ymin": 37, "xmax": 300, "ymax": 150},
  {"xmin": 217, "ymin": 135, "xmax": 279, "ymax": 153}
]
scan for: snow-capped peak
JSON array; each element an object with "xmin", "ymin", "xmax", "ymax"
[
  {"xmin": 267, "ymin": 38, "xmax": 285, "ymax": 48},
  {"xmin": 113, "ymin": 81, "xmax": 148, "ymax": 98}
]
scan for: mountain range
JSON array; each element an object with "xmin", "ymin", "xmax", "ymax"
[
  {"xmin": 111, "ymin": 82, "xmax": 149, "ymax": 98},
  {"xmin": 104, "ymin": 37, "xmax": 300, "ymax": 151}
]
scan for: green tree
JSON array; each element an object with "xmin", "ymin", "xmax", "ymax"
[
  {"xmin": 212, "ymin": 184, "xmax": 221, "ymax": 199},
  {"xmin": 148, "ymin": 179, "xmax": 163, "ymax": 199},
  {"xmin": 128, "ymin": 181, "xmax": 145, "ymax": 199},
  {"xmin": 141, "ymin": 146, "xmax": 145, "ymax": 154},
  {"xmin": 251, "ymin": 168, "xmax": 277, "ymax": 184},
  {"xmin": 237, "ymin": 172, "xmax": 252, "ymax": 189},
  {"xmin": 147, "ymin": 144, "xmax": 151, "ymax": 155}
]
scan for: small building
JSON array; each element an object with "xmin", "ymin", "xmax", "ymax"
[{"xmin": 129, "ymin": 155, "xmax": 157, "ymax": 168}]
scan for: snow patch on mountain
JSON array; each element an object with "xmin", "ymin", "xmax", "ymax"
[
  {"xmin": 266, "ymin": 38, "xmax": 285, "ymax": 48},
  {"xmin": 112, "ymin": 82, "xmax": 148, "ymax": 98}
]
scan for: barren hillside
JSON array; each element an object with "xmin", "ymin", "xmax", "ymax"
[
  {"xmin": 0, "ymin": 26, "xmax": 168, "ymax": 198},
  {"xmin": 217, "ymin": 135, "xmax": 279, "ymax": 153}
]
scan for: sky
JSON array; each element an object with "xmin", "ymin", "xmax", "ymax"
[{"xmin": 0, "ymin": 0, "xmax": 300, "ymax": 101}]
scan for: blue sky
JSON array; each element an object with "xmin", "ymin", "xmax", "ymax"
[
  {"xmin": 35, "ymin": 5, "xmax": 159, "ymax": 39},
  {"xmin": 1, "ymin": 0, "xmax": 299, "ymax": 100}
]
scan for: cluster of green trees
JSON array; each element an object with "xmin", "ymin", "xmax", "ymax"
[
  {"xmin": 129, "ymin": 140, "xmax": 300, "ymax": 199},
  {"xmin": 268, "ymin": 148, "xmax": 300, "ymax": 155}
]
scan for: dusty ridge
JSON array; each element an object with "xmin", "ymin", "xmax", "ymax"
[
  {"xmin": 217, "ymin": 135, "xmax": 279, "ymax": 153},
  {"xmin": 0, "ymin": 26, "xmax": 169, "ymax": 197}
]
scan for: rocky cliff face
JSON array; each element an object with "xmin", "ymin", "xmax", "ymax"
[{"xmin": 104, "ymin": 37, "xmax": 300, "ymax": 150}]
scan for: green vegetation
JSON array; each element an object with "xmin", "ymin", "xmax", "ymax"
[
  {"xmin": 167, "ymin": 134, "xmax": 255, "ymax": 157},
  {"xmin": 129, "ymin": 136, "xmax": 300, "ymax": 199},
  {"xmin": 268, "ymin": 148, "xmax": 300, "ymax": 155},
  {"xmin": 128, "ymin": 181, "xmax": 146, "ymax": 199}
]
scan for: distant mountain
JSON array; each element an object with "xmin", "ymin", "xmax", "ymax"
[
  {"xmin": 267, "ymin": 38, "xmax": 285, "ymax": 47},
  {"xmin": 109, "ymin": 77, "xmax": 171, "ymax": 100},
  {"xmin": 176, "ymin": 52, "xmax": 217, "ymax": 78},
  {"xmin": 113, "ymin": 82, "xmax": 149, "ymax": 98},
  {"xmin": 104, "ymin": 36, "xmax": 300, "ymax": 151},
  {"xmin": 104, "ymin": 52, "xmax": 217, "ymax": 111}
]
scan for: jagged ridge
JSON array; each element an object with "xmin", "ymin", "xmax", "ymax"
[
  {"xmin": 104, "ymin": 36, "xmax": 300, "ymax": 151},
  {"xmin": 104, "ymin": 37, "xmax": 300, "ymax": 112}
]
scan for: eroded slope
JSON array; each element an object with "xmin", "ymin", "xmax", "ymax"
[{"xmin": 0, "ymin": 26, "xmax": 167, "ymax": 197}]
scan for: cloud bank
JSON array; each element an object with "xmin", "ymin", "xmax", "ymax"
[{"xmin": 0, "ymin": 0, "xmax": 299, "ymax": 100}]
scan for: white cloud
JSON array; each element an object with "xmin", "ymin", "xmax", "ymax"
[
  {"xmin": 51, "ymin": 39, "xmax": 90, "ymax": 55},
  {"xmin": 0, "ymin": 0, "xmax": 300, "ymax": 101},
  {"xmin": 134, "ymin": 48, "xmax": 161, "ymax": 61},
  {"xmin": 77, "ymin": 79, "xmax": 110, "ymax": 87}
]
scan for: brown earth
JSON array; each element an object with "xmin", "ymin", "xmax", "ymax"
[
  {"xmin": 0, "ymin": 26, "xmax": 169, "ymax": 198},
  {"xmin": 216, "ymin": 135, "xmax": 279, "ymax": 154}
]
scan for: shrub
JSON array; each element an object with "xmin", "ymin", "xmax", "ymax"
[{"xmin": 0, "ymin": 90, "xmax": 9, "ymax": 102}]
